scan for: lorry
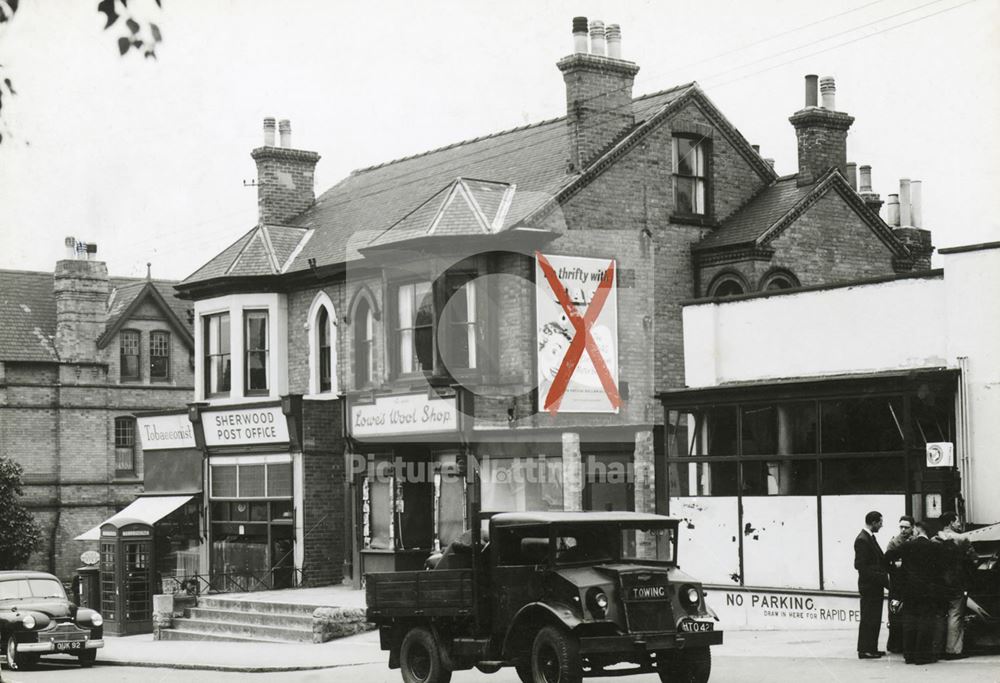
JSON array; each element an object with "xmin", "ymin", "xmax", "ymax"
[{"xmin": 366, "ymin": 511, "xmax": 722, "ymax": 683}]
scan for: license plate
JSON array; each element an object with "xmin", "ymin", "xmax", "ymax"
[
  {"xmin": 55, "ymin": 641, "xmax": 84, "ymax": 651},
  {"xmin": 678, "ymin": 619, "xmax": 714, "ymax": 633}
]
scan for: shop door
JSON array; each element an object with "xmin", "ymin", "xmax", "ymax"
[{"xmin": 584, "ymin": 453, "xmax": 634, "ymax": 512}]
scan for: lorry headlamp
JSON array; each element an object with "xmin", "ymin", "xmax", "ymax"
[
  {"xmin": 587, "ymin": 589, "xmax": 609, "ymax": 617},
  {"xmin": 686, "ymin": 587, "xmax": 700, "ymax": 604}
]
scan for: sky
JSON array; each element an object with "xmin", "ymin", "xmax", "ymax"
[{"xmin": 0, "ymin": 0, "xmax": 997, "ymax": 281}]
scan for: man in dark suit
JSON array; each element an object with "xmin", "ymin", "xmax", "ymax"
[
  {"xmin": 854, "ymin": 510, "xmax": 888, "ymax": 658},
  {"xmin": 885, "ymin": 520, "xmax": 946, "ymax": 664}
]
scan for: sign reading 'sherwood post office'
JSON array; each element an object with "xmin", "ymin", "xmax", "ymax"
[{"xmin": 203, "ymin": 406, "xmax": 290, "ymax": 447}]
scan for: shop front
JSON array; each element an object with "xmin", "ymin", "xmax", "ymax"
[
  {"xmin": 659, "ymin": 370, "xmax": 958, "ymax": 595},
  {"xmin": 191, "ymin": 400, "xmax": 303, "ymax": 592}
]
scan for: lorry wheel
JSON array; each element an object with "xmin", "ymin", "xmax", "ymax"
[
  {"xmin": 657, "ymin": 646, "xmax": 711, "ymax": 683},
  {"xmin": 515, "ymin": 662, "xmax": 534, "ymax": 683},
  {"xmin": 530, "ymin": 626, "xmax": 581, "ymax": 683},
  {"xmin": 400, "ymin": 626, "xmax": 452, "ymax": 683}
]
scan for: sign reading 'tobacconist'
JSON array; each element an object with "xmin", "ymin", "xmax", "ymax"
[{"xmin": 203, "ymin": 406, "xmax": 289, "ymax": 447}]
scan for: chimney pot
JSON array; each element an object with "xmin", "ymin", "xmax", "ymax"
[
  {"xmin": 899, "ymin": 178, "xmax": 912, "ymax": 227},
  {"xmin": 887, "ymin": 193, "xmax": 900, "ymax": 227},
  {"xmin": 911, "ymin": 180, "xmax": 923, "ymax": 229},
  {"xmin": 606, "ymin": 24, "xmax": 622, "ymax": 59},
  {"xmin": 751, "ymin": 144, "xmax": 760, "ymax": 153},
  {"xmin": 278, "ymin": 119, "xmax": 292, "ymax": 148},
  {"xmin": 846, "ymin": 162, "xmax": 858, "ymax": 190},
  {"xmin": 859, "ymin": 164, "xmax": 873, "ymax": 193},
  {"xmin": 263, "ymin": 117, "xmax": 276, "ymax": 146},
  {"xmin": 820, "ymin": 76, "xmax": 836, "ymax": 110},
  {"xmin": 805, "ymin": 75, "xmax": 818, "ymax": 107},
  {"xmin": 589, "ymin": 20, "xmax": 606, "ymax": 56},
  {"xmin": 572, "ymin": 16, "xmax": 589, "ymax": 53}
]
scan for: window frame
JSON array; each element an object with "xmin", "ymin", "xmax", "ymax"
[
  {"xmin": 672, "ymin": 134, "xmax": 711, "ymax": 217},
  {"xmin": 114, "ymin": 416, "xmax": 137, "ymax": 476},
  {"xmin": 392, "ymin": 279, "xmax": 436, "ymax": 377},
  {"xmin": 318, "ymin": 306, "xmax": 333, "ymax": 393},
  {"xmin": 203, "ymin": 312, "xmax": 232, "ymax": 398},
  {"xmin": 439, "ymin": 272, "xmax": 480, "ymax": 374},
  {"xmin": 354, "ymin": 296, "xmax": 375, "ymax": 389},
  {"xmin": 243, "ymin": 309, "xmax": 270, "ymax": 396},
  {"xmin": 149, "ymin": 329, "xmax": 171, "ymax": 381},
  {"xmin": 119, "ymin": 329, "xmax": 141, "ymax": 382}
]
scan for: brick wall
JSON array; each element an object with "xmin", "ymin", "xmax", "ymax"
[
  {"xmin": 300, "ymin": 397, "xmax": 345, "ymax": 586},
  {"xmin": 251, "ymin": 146, "xmax": 321, "ymax": 225}
]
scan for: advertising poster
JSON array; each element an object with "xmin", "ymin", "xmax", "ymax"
[{"xmin": 535, "ymin": 253, "xmax": 619, "ymax": 414}]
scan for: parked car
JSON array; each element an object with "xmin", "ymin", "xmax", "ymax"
[
  {"xmin": 961, "ymin": 522, "xmax": 1000, "ymax": 652},
  {"xmin": 0, "ymin": 570, "xmax": 104, "ymax": 670},
  {"xmin": 367, "ymin": 511, "xmax": 722, "ymax": 683}
]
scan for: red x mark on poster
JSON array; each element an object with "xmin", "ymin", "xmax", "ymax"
[{"xmin": 536, "ymin": 252, "xmax": 621, "ymax": 415}]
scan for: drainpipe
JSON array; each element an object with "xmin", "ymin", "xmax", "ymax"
[{"xmin": 957, "ymin": 357, "xmax": 973, "ymax": 518}]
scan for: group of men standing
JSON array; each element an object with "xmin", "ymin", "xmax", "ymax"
[{"xmin": 854, "ymin": 510, "xmax": 977, "ymax": 665}]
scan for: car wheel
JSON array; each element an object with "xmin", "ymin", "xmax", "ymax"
[
  {"xmin": 78, "ymin": 649, "xmax": 97, "ymax": 667},
  {"xmin": 530, "ymin": 626, "xmax": 581, "ymax": 683},
  {"xmin": 657, "ymin": 646, "xmax": 711, "ymax": 683},
  {"xmin": 5, "ymin": 637, "xmax": 32, "ymax": 671},
  {"xmin": 400, "ymin": 626, "xmax": 452, "ymax": 683},
  {"xmin": 475, "ymin": 662, "xmax": 502, "ymax": 674}
]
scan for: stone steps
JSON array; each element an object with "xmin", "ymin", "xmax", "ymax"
[{"xmin": 157, "ymin": 594, "xmax": 373, "ymax": 644}]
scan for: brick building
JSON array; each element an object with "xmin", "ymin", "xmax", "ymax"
[
  {"xmin": 175, "ymin": 18, "xmax": 931, "ymax": 588},
  {"xmin": 0, "ymin": 244, "xmax": 194, "ymax": 579}
]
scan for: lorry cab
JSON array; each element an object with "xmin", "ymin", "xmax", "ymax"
[{"xmin": 366, "ymin": 511, "xmax": 722, "ymax": 683}]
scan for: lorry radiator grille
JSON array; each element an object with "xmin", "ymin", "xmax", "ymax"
[{"xmin": 619, "ymin": 573, "xmax": 674, "ymax": 633}]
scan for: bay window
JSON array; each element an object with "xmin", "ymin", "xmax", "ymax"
[
  {"xmin": 244, "ymin": 310, "xmax": 269, "ymax": 394},
  {"xmin": 395, "ymin": 281, "xmax": 434, "ymax": 375},
  {"xmin": 203, "ymin": 313, "xmax": 231, "ymax": 396}
]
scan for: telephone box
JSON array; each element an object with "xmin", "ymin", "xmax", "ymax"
[{"xmin": 99, "ymin": 518, "xmax": 155, "ymax": 635}]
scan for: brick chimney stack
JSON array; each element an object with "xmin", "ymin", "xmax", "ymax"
[
  {"xmin": 789, "ymin": 75, "xmax": 855, "ymax": 186},
  {"xmin": 54, "ymin": 238, "xmax": 109, "ymax": 362},
  {"xmin": 557, "ymin": 17, "xmax": 640, "ymax": 172},
  {"xmin": 251, "ymin": 118, "xmax": 321, "ymax": 226},
  {"xmin": 857, "ymin": 164, "xmax": 883, "ymax": 214}
]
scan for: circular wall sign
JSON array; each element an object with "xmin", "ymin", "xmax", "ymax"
[{"xmin": 80, "ymin": 550, "xmax": 100, "ymax": 566}]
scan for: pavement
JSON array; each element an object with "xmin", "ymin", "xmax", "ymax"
[{"xmin": 75, "ymin": 584, "xmax": 999, "ymax": 673}]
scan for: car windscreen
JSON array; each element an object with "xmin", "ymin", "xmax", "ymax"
[{"xmin": 0, "ymin": 578, "xmax": 67, "ymax": 601}]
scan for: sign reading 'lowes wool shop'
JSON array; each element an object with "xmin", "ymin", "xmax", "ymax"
[{"xmin": 351, "ymin": 393, "xmax": 459, "ymax": 438}]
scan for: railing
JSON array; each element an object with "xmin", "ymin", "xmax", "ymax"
[{"xmin": 161, "ymin": 567, "xmax": 304, "ymax": 596}]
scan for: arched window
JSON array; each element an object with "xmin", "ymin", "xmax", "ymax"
[
  {"xmin": 708, "ymin": 272, "xmax": 748, "ymax": 298},
  {"xmin": 318, "ymin": 307, "xmax": 332, "ymax": 392},
  {"xmin": 759, "ymin": 269, "xmax": 800, "ymax": 292},
  {"xmin": 355, "ymin": 297, "xmax": 374, "ymax": 388},
  {"xmin": 307, "ymin": 292, "xmax": 337, "ymax": 396}
]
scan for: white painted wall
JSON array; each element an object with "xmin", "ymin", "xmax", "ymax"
[
  {"xmin": 683, "ymin": 275, "xmax": 948, "ymax": 388},
  {"xmin": 942, "ymin": 247, "xmax": 1000, "ymax": 523}
]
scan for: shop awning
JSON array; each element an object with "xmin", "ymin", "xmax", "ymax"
[{"xmin": 74, "ymin": 495, "xmax": 195, "ymax": 541}]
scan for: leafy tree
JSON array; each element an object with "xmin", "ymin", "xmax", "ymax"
[
  {"xmin": 0, "ymin": 457, "xmax": 41, "ymax": 569},
  {"xmin": 0, "ymin": 0, "xmax": 163, "ymax": 143}
]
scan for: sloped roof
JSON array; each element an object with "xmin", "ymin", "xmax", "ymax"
[
  {"xmin": 182, "ymin": 225, "xmax": 310, "ymax": 282},
  {"xmin": 367, "ymin": 178, "xmax": 515, "ymax": 249},
  {"xmin": 695, "ymin": 176, "xmax": 809, "ymax": 250},
  {"xmin": 181, "ymin": 84, "xmax": 697, "ymax": 286},
  {"xmin": 100, "ymin": 279, "xmax": 194, "ymax": 349},
  {"xmin": 0, "ymin": 270, "xmax": 58, "ymax": 362},
  {"xmin": 695, "ymin": 170, "xmax": 906, "ymax": 257},
  {"xmin": 0, "ymin": 269, "xmax": 191, "ymax": 363}
]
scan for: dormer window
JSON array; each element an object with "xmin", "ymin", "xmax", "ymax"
[
  {"xmin": 150, "ymin": 331, "xmax": 170, "ymax": 380},
  {"xmin": 673, "ymin": 135, "xmax": 708, "ymax": 215},
  {"xmin": 120, "ymin": 330, "xmax": 140, "ymax": 381}
]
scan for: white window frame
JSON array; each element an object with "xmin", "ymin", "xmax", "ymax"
[{"xmin": 307, "ymin": 291, "xmax": 338, "ymax": 398}]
